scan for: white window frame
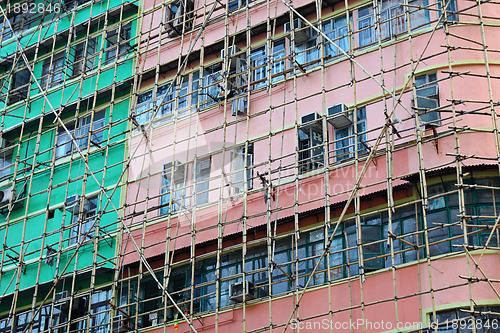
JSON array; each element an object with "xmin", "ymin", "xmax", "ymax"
[
  {"xmin": 72, "ymin": 37, "xmax": 98, "ymax": 77},
  {"xmin": 230, "ymin": 144, "xmax": 254, "ymax": 194},
  {"xmin": 334, "ymin": 107, "xmax": 367, "ymax": 162},
  {"xmin": 195, "ymin": 157, "xmax": 211, "ymax": 206},
  {"xmin": 414, "ymin": 72, "xmax": 440, "ymax": 126},
  {"xmin": 40, "ymin": 51, "xmax": 66, "ymax": 90},
  {"xmin": 298, "ymin": 121, "xmax": 324, "ymax": 173},
  {"xmin": 357, "ymin": 5, "xmax": 374, "ymax": 47},
  {"xmin": 160, "ymin": 162, "xmax": 188, "ymax": 215},
  {"xmin": 322, "ymin": 15, "xmax": 349, "ymax": 58},
  {"xmin": 8, "ymin": 65, "xmax": 30, "ymax": 105},
  {"xmin": 69, "ymin": 196, "xmax": 98, "ymax": 245},
  {"xmin": 56, "ymin": 111, "xmax": 106, "ymax": 159},
  {"xmin": 105, "ymin": 23, "xmax": 132, "ymax": 64}
]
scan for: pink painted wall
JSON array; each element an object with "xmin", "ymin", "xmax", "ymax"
[{"xmin": 136, "ymin": 253, "xmax": 500, "ymax": 332}]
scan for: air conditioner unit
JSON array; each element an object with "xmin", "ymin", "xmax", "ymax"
[
  {"xmin": 0, "ymin": 137, "xmax": 7, "ymax": 149},
  {"xmin": 54, "ymin": 290, "xmax": 70, "ymax": 302},
  {"xmin": 112, "ymin": 315, "xmax": 129, "ymax": 333},
  {"xmin": 164, "ymin": 161, "xmax": 186, "ymax": 182},
  {"xmin": 229, "ymin": 281, "xmax": 257, "ymax": 302},
  {"xmin": 284, "ymin": 18, "xmax": 310, "ymax": 43},
  {"xmin": 65, "ymin": 194, "xmax": 81, "ymax": 214},
  {"xmin": 300, "ymin": 112, "xmax": 322, "ymax": 130},
  {"xmin": 0, "ymin": 187, "xmax": 16, "ymax": 205},
  {"xmin": 231, "ymin": 96, "xmax": 247, "ymax": 116},
  {"xmin": 327, "ymin": 103, "xmax": 353, "ymax": 128}
]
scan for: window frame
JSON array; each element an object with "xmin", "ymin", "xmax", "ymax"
[
  {"xmin": 8, "ymin": 65, "xmax": 30, "ymax": 106},
  {"xmin": 40, "ymin": 50, "xmax": 66, "ymax": 90},
  {"xmin": 160, "ymin": 162, "xmax": 188, "ymax": 215},
  {"xmin": 104, "ymin": 22, "xmax": 133, "ymax": 64},
  {"xmin": 72, "ymin": 36, "xmax": 98, "ymax": 77},
  {"xmin": 298, "ymin": 120, "xmax": 325, "ymax": 174},
  {"xmin": 414, "ymin": 72, "xmax": 440, "ymax": 127},
  {"xmin": 69, "ymin": 196, "xmax": 99, "ymax": 245},
  {"xmin": 55, "ymin": 110, "xmax": 106, "ymax": 159},
  {"xmin": 333, "ymin": 107, "xmax": 367, "ymax": 162}
]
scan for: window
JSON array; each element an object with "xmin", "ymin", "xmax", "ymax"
[
  {"xmin": 135, "ymin": 90, "xmax": 153, "ymax": 125},
  {"xmin": 328, "ymin": 204, "xmax": 424, "ymax": 280},
  {"xmin": 166, "ymin": 0, "xmax": 194, "ymax": 37},
  {"xmin": 250, "ymin": 40, "xmax": 286, "ymax": 88},
  {"xmin": 160, "ymin": 162, "xmax": 187, "ymax": 215},
  {"xmin": 230, "ymin": 144, "xmax": 253, "ymax": 194},
  {"xmin": 322, "ymin": 15, "xmax": 349, "ymax": 58},
  {"xmin": 414, "ymin": 72, "xmax": 440, "ymax": 126},
  {"xmin": 360, "ymin": 214, "xmax": 384, "ymax": 271},
  {"xmin": 105, "ymin": 23, "xmax": 132, "ymax": 64},
  {"xmin": 0, "ymin": 4, "xmax": 36, "ymax": 42},
  {"xmin": 409, "ymin": 0, "xmax": 431, "ymax": 30},
  {"xmin": 40, "ymin": 51, "xmax": 66, "ymax": 90},
  {"xmin": 250, "ymin": 46, "xmax": 266, "ymax": 88},
  {"xmin": 272, "ymin": 230, "xmax": 326, "ymax": 294},
  {"xmin": 85, "ymin": 289, "xmax": 112, "ymax": 333},
  {"xmin": 227, "ymin": 0, "xmax": 252, "ymax": 10},
  {"xmin": 118, "ymin": 273, "xmax": 165, "ymax": 329},
  {"xmin": 72, "ymin": 37, "xmax": 98, "ymax": 77},
  {"xmin": 380, "ymin": 0, "xmax": 406, "ymax": 39},
  {"xmin": 298, "ymin": 118, "xmax": 324, "ymax": 173},
  {"xmin": 357, "ymin": 5, "xmax": 374, "ymax": 47},
  {"xmin": 438, "ymin": 0, "xmax": 458, "ymax": 22},
  {"xmin": 69, "ymin": 197, "xmax": 98, "ymax": 245},
  {"xmin": 334, "ymin": 107, "xmax": 367, "ymax": 162},
  {"xmin": 295, "ymin": 30, "xmax": 320, "ymax": 70},
  {"xmin": 196, "ymin": 63, "xmax": 223, "ymax": 107},
  {"xmin": 135, "ymin": 77, "xmax": 193, "ymax": 127},
  {"xmin": 156, "ymin": 81, "xmax": 177, "ymax": 120},
  {"xmin": 271, "ymin": 40, "xmax": 286, "ymax": 82},
  {"xmin": 55, "ymin": 111, "xmax": 106, "ymax": 158},
  {"xmin": 8, "ymin": 66, "xmax": 30, "ymax": 105},
  {"xmin": 0, "ymin": 147, "xmax": 13, "ymax": 180},
  {"xmin": 195, "ymin": 157, "xmax": 211, "ymax": 205}
]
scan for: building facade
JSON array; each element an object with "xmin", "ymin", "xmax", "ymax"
[
  {"xmin": 0, "ymin": 0, "xmax": 136, "ymax": 331},
  {"xmin": 0, "ymin": 0, "xmax": 500, "ymax": 331}
]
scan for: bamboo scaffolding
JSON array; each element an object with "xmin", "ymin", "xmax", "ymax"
[{"xmin": 2, "ymin": 0, "xmax": 500, "ymax": 331}]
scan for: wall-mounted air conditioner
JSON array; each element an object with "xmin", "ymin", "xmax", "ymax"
[
  {"xmin": 0, "ymin": 137, "xmax": 7, "ymax": 149},
  {"xmin": 284, "ymin": 18, "xmax": 310, "ymax": 43},
  {"xmin": 300, "ymin": 112, "xmax": 322, "ymax": 130},
  {"xmin": 0, "ymin": 187, "xmax": 16, "ymax": 206},
  {"xmin": 229, "ymin": 281, "xmax": 257, "ymax": 302},
  {"xmin": 231, "ymin": 96, "xmax": 247, "ymax": 116},
  {"xmin": 164, "ymin": 161, "xmax": 186, "ymax": 183},
  {"xmin": 65, "ymin": 194, "xmax": 82, "ymax": 214},
  {"xmin": 54, "ymin": 291, "xmax": 70, "ymax": 310},
  {"xmin": 112, "ymin": 315, "xmax": 129, "ymax": 333},
  {"xmin": 327, "ymin": 103, "xmax": 353, "ymax": 128},
  {"xmin": 54, "ymin": 290, "xmax": 69, "ymax": 302}
]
